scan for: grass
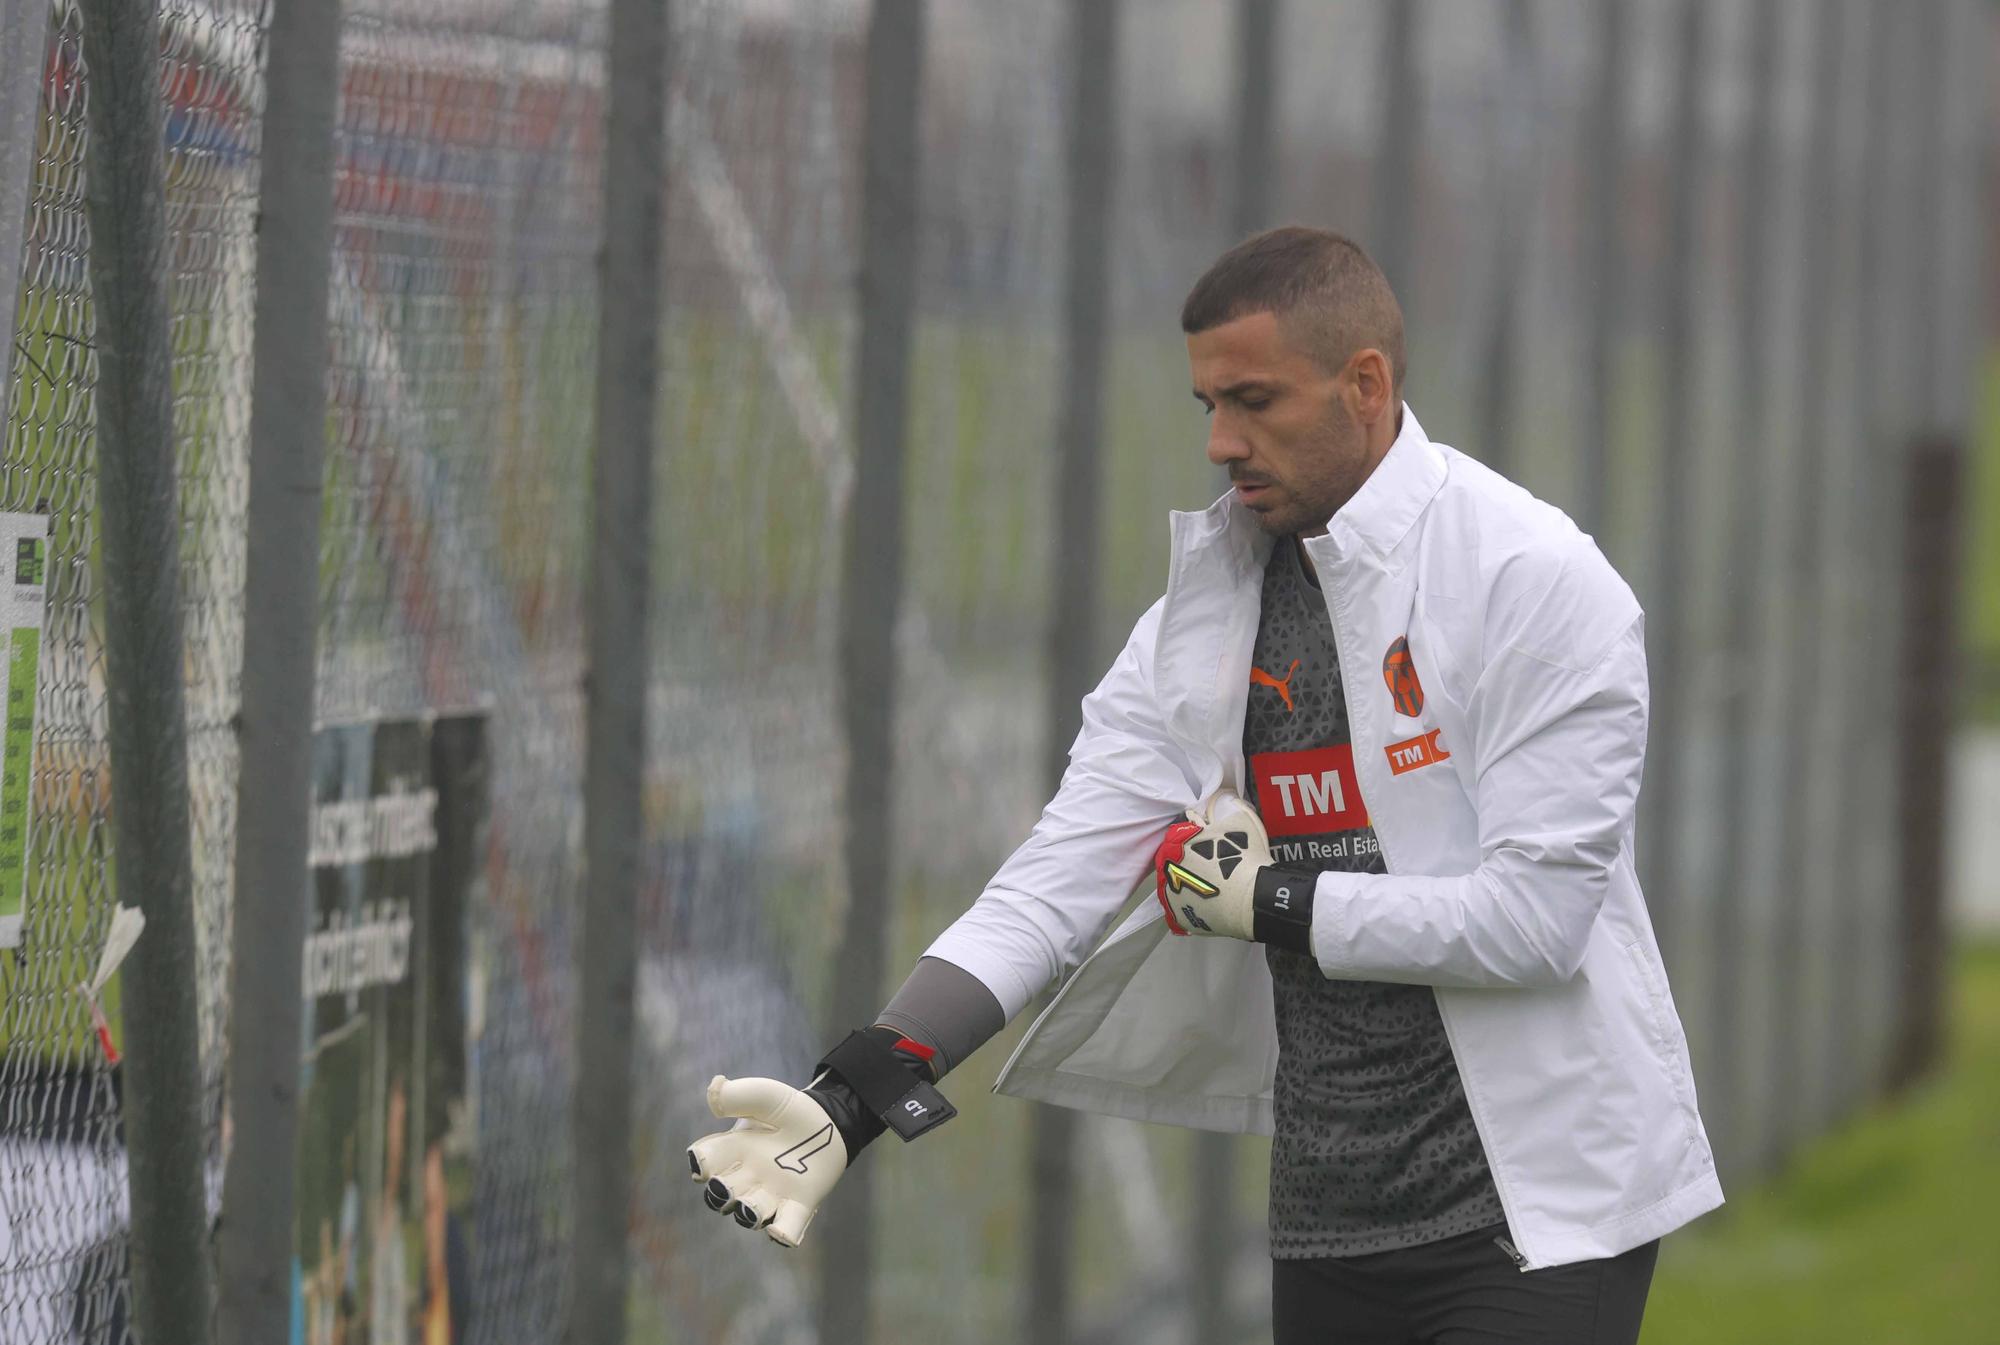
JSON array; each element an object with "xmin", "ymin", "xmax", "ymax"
[{"xmin": 1642, "ymin": 941, "xmax": 2000, "ymax": 1344}]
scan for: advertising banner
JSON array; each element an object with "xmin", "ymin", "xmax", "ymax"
[
  {"xmin": 298, "ymin": 714, "xmax": 486, "ymax": 1345},
  {"xmin": 0, "ymin": 508, "xmax": 47, "ymax": 950}
]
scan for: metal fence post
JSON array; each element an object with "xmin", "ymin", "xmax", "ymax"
[
  {"xmin": 569, "ymin": 0, "xmax": 666, "ymax": 1340},
  {"xmin": 1639, "ymin": 0, "xmax": 1707, "ymax": 967},
  {"xmin": 1848, "ymin": 0, "xmax": 1904, "ymax": 1121},
  {"xmin": 75, "ymin": 0, "xmax": 213, "ymax": 1341},
  {"xmin": 1472, "ymin": 0, "xmax": 1534, "ymax": 478},
  {"xmin": 1888, "ymin": 435, "xmax": 1965, "ymax": 1095},
  {"xmin": 1028, "ymin": 9, "xmax": 1118, "ymax": 1343},
  {"xmin": 1707, "ymin": 0, "xmax": 1779, "ymax": 1184},
  {"xmin": 0, "ymin": 0, "xmax": 49, "ymax": 339},
  {"xmin": 1908, "ymin": 1, "xmax": 1947, "ymax": 402},
  {"xmin": 1575, "ymin": 0, "xmax": 1625, "ymax": 540},
  {"xmin": 1370, "ymin": 0, "xmax": 1420, "ymax": 300},
  {"xmin": 1885, "ymin": 0, "xmax": 1973, "ymax": 1098},
  {"xmin": 1187, "ymin": 3, "xmax": 1272, "ymax": 1337},
  {"xmin": 1936, "ymin": 0, "xmax": 1988, "ymax": 428},
  {"xmin": 1231, "ymin": 0, "xmax": 1277, "ymax": 239},
  {"xmin": 820, "ymin": 5, "xmax": 923, "ymax": 1342},
  {"xmin": 215, "ymin": 0, "xmax": 344, "ymax": 1339},
  {"xmin": 1764, "ymin": 0, "xmax": 1845, "ymax": 1170},
  {"xmin": 1825, "ymin": 0, "xmax": 1899, "ymax": 1128}
]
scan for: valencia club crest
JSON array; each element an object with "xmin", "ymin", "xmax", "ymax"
[{"xmin": 1383, "ymin": 636, "xmax": 1424, "ymax": 717}]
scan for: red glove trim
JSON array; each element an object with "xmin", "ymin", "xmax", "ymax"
[{"xmin": 1153, "ymin": 817, "xmax": 1204, "ymax": 936}]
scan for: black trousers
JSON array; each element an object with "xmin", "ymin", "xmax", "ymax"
[{"xmin": 1270, "ymin": 1223, "xmax": 1659, "ymax": 1345}]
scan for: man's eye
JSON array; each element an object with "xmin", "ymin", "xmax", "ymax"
[{"xmin": 1240, "ymin": 397, "xmax": 1270, "ymax": 412}]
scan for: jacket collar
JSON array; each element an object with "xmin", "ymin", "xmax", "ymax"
[
  {"xmin": 1174, "ymin": 401, "xmax": 1446, "ymax": 574},
  {"xmin": 1312, "ymin": 402, "xmax": 1447, "ymax": 566}
]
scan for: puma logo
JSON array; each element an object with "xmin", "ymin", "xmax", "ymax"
[{"xmin": 1251, "ymin": 659, "xmax": 1301, "ymax": 713}]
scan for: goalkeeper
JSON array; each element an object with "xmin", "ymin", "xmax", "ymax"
[{"xmin": 691, "ymin": 227, "xmax": 1720, "ymax": 1345}]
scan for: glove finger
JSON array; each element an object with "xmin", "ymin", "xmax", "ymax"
[
  {"xmin": 1206, "ymin": 790, "xmax": 1245, "ymax": 821},
  {"xmin": 729, "ymin": 1182, "xmax": 772, "ymax": 1230},
  {"xmin": 767, "ymin": 1198, "xmax": 814, "ymax": 1248},
  {"xmin": 701, "ymin": 1175, "xmax": 738, "ymax": 1215},
  {"xmin": 707, "ymin": 1074, "xmax": 795, "ymax": 1123},
  {"xmin": 687, "ymin": 1133, "xmax": 735, "ymax": 1182},
  {"xmin": 1211, "ymin": 792, "xmax": 1268, "ymax": 846}
]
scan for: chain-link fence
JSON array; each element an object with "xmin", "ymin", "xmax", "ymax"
[
  {"xmin": 1, "ymin": 0, "xmax": 260, "ymax": 1336},
  {"xmin": 0, "ymin": 1, "xmax": 1990, "ymax": 1343},
  {"xmin": 316, "ymin": 7, "xmax": 606, "ymax": 1339}
]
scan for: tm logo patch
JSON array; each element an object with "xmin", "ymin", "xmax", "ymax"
[
  {"xmin": 1250, "ymin": 745, "xmax": 1368, "ymax": 838},
  {"xmin": 1385, "ymin": 728, "xmax": 1450, "ymax": 776}
]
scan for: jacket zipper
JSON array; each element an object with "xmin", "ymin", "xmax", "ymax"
[
  {"xmin": 1312, "ymin": 545, "xmax": 1535, "ymax": 1273},
  {"xmin": 1215, "ymin": 597, "xmax": 1256, "ymax": 794}
]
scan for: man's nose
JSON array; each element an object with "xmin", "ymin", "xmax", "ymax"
[{"xmin": 1206, "ymin": 418, "xmax": 1248, "ymax": 466}]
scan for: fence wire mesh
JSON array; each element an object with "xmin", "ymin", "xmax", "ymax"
[
  {"xmin": 639, "ymin": 3, "xmax": 857, "ymax": 1339},
  {"xmin": 318, "ymin": 7, "xmax": 605, "ymax": 1341},
  {"xmin": 0, "ymin": 1, "xmax": 121, "ymax": 1337},
  {"xmin": 1, "ymin": 0, "xmax": 260, "ymax": 1338},
  {"xmin": 0, "ymin": 1, "xmax": 1988, "ymax": 1343}
]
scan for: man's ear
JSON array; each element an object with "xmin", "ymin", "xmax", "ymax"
[{"xmin": 1345, "ymin": 347, "xmax": 1395, "ymax": 424}]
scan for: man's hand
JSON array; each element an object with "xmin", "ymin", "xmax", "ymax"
[
  {"xmin": 1153, "ymin": 792, "xmax": 1318, "ymax": 953},
  {"xmin": 688, "ymin": 1075, "xmax": 847, "ymax": 1247},
  {"xmin": 688, "ymin": 1028, "xmax": 955, "ymax": 1248}
]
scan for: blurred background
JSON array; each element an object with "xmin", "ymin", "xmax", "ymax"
[{"xmin": 0, "ymin": 0, "xmax": 1995, "ymax": 1342}]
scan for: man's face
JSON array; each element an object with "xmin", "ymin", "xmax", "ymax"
[{"xmin": 1187, "ymin": 310, "xmax": 1374, "ymax": 537}]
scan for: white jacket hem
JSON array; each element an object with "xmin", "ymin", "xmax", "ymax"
[
  {"xmin": 1515, "ymin": 1167, "xmax": 1725, "ymax": 1269},
  {"xmin": 995, "ymin": 1047, "xmax": 1723, "ymax": 1271},
  {"xmin": 994, "ymin": 1060, "xmax": 1272, "ymax": 1136}
]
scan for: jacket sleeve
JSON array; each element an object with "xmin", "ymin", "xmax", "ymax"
[
  {"xmin": 1310, "ymin": 580, "xmax": 1649, "ymax": 990},
  {"xmin": 921, "ymin": 598, "xmax": 1201, "ymax": 1022}
]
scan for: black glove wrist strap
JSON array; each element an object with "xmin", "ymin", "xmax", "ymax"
[
  {"xmin": 1252, "ymin": 866, "xmax": 1318, "ymax": 956},
  {"xmin": 818, "ymin": 1027, "xmax": 957, "ymax": 1145}
]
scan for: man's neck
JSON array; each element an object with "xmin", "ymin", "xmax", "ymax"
[
  {"xmin": 1292, "ymin": 402, "xmax": 1404, "ymax": 584},
  {"xmin": 1292, "ymin": 534, "xmax": 1322, "ymax": 589}
]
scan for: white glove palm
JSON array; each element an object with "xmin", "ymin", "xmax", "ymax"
[
  {"xmin": 1153, "ymin": 792, "xmax": 1273, "ymax": 941},
  {"xmin": 687, "ymin": 1074, "xmax": 846, "ymax": 1247}
]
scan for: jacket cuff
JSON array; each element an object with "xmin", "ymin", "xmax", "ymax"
[
  {"xmin": 914, "ymin": 935, "xmax": 1035, "ymax": 1024},
  {"xmin": 1308, "ymin": 870, "xmax": 1361, "ymax": 978}
]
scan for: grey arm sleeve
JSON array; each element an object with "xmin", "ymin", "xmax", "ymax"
[{"xmin": 873, "ymin": 957, "xmax": 1006, "ymax": 1081}]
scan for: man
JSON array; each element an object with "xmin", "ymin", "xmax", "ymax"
[{"xmin": 688, "ymin": 227, "xmax": 1720, "ymax": 1344}]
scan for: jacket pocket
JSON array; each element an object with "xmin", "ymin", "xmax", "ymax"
[{"xmin": 1620, "ymin": 937, "xmax": 1699, "ymax": 1136}]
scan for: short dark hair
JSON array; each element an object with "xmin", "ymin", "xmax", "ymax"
[{"xmin": 1180, "ymin": 226, "xmax": 1406, "ymax": 391}]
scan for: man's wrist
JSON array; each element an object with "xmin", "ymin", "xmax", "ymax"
[
  {"xmin": 803, "ymin": 1072, "xmax": 882, "ymax": 1160},
  {"xmin": 1251, "ymin": 866, "xmax": 1318, "ymax": 955},
  {"xmin": 806, "ymin": 1025, "xmax": 956, "ymax": 1160}
]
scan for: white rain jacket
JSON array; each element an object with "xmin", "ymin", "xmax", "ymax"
[{"xmin": 925, "ymin": 406, "xmax": 1722, "ymax": 1270}]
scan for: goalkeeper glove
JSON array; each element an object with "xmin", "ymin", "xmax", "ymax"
[
  {"xmin": 1153, "ymin": 791, "xmax": 1318, "ymax": 954},
  {"xmin": 687, "ymin": 1025, "xmax": 954, "ymax": 1247}
]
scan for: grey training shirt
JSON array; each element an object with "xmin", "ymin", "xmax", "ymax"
[{"xmin": 1247, "ymin": 535, "xmax": 1505, "ymax": 1259}]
